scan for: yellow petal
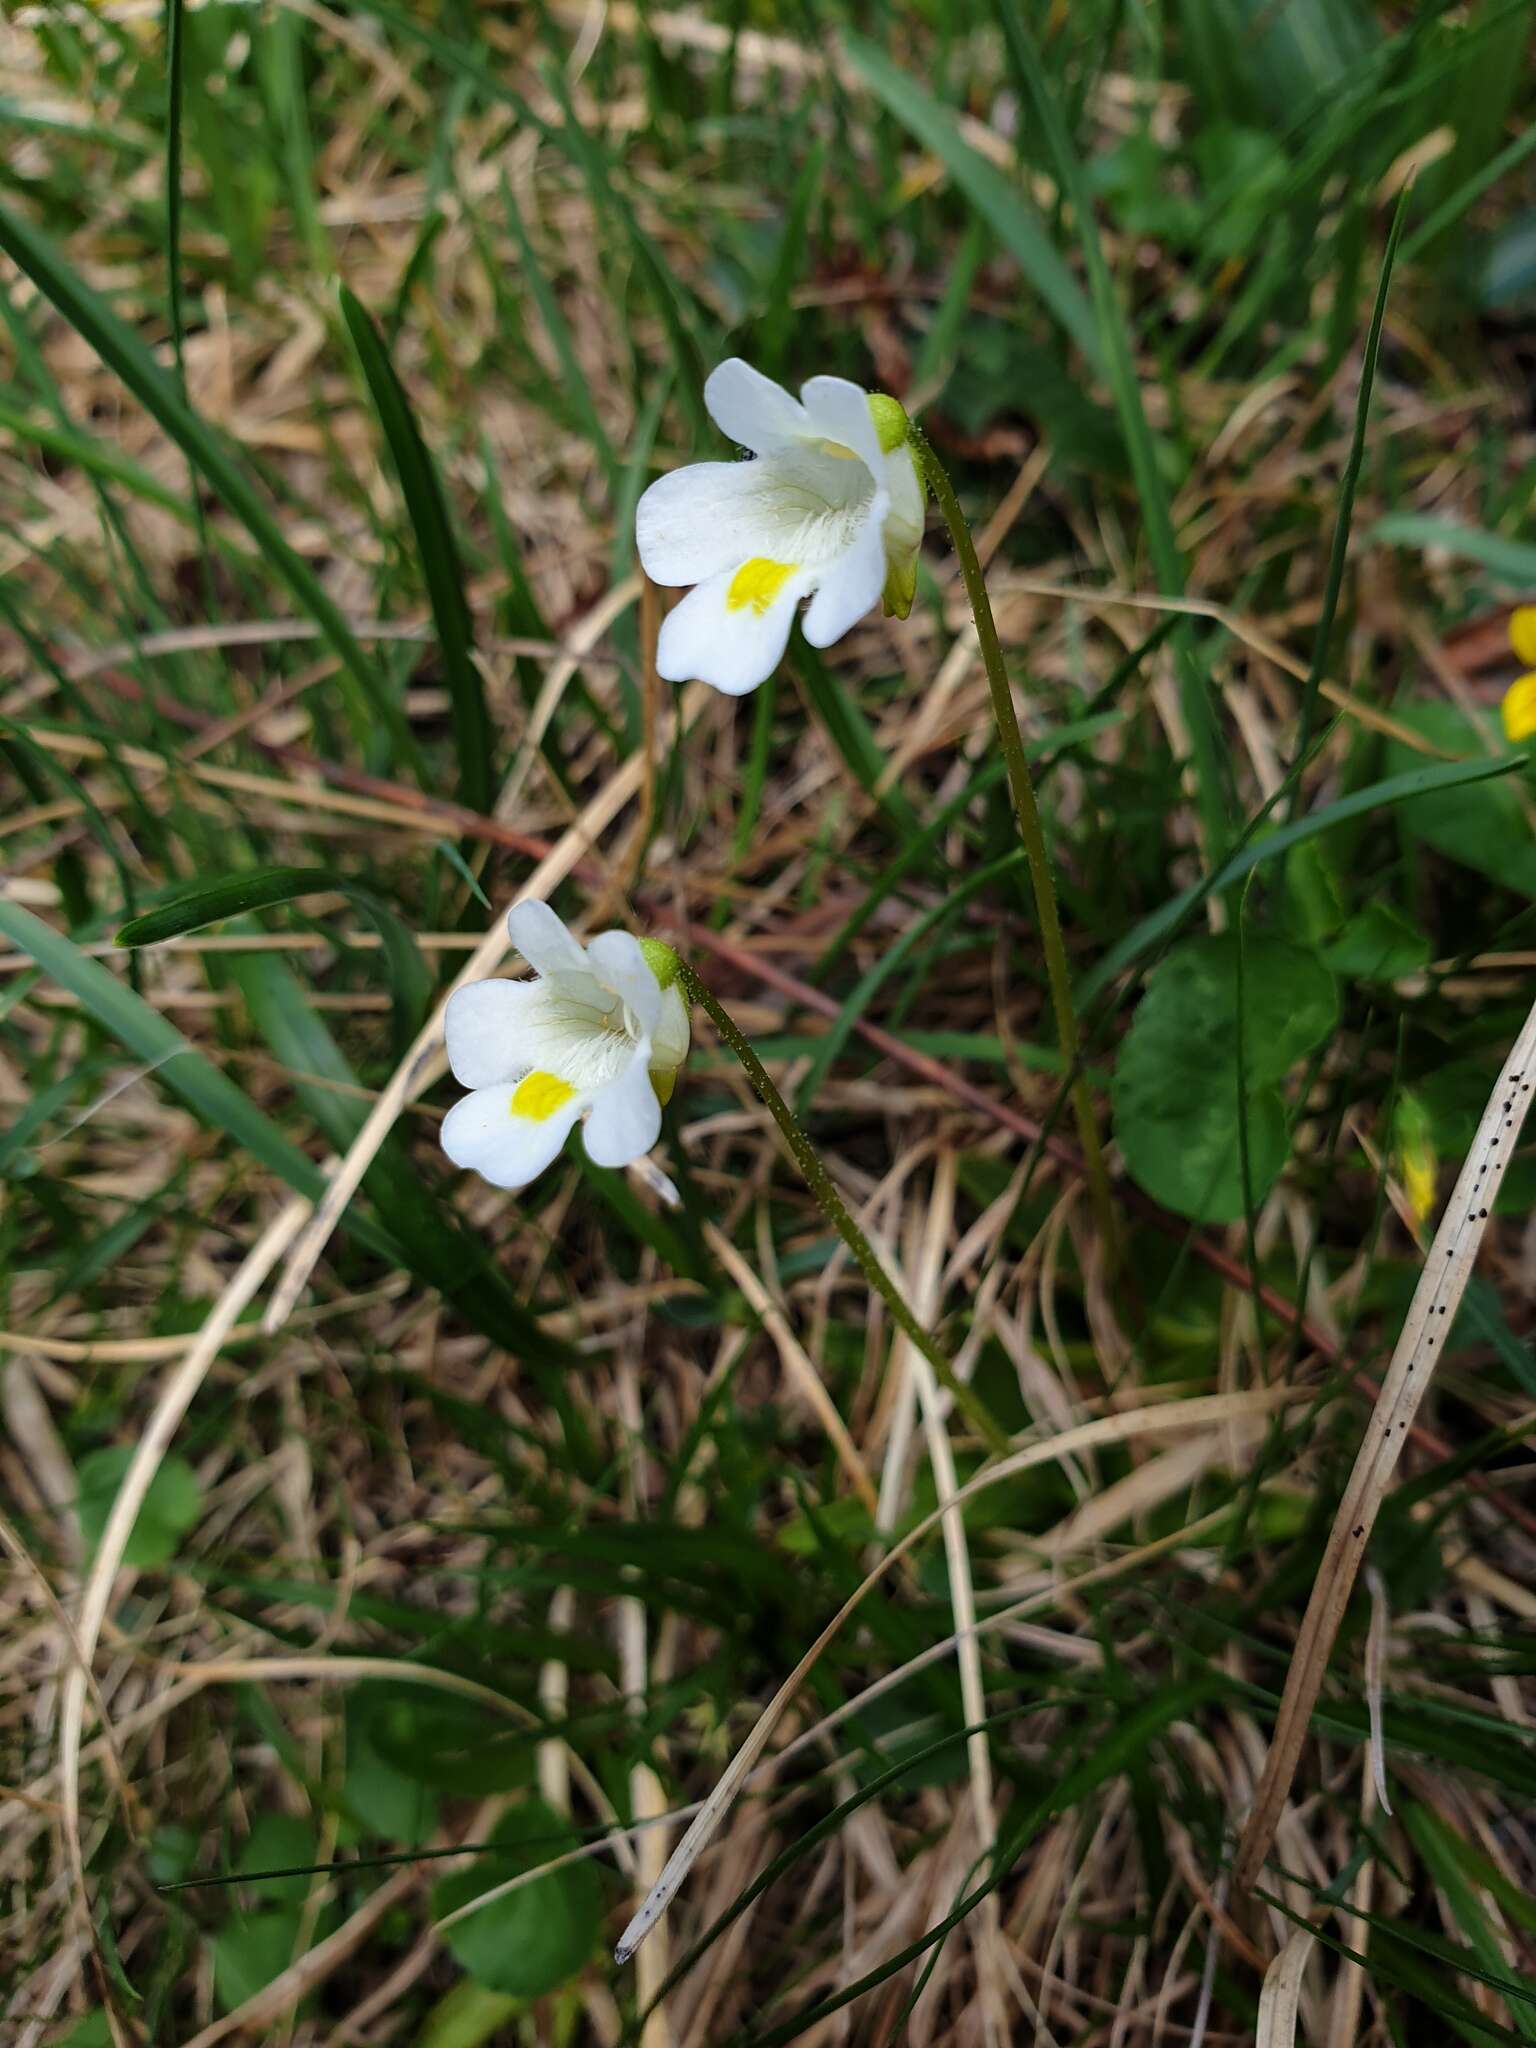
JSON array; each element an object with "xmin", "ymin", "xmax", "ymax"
[
  {"xmin": 1502, "ymin": 671, "xmax": 1536, "ymax": 744},
  {"xmin": 1509, "ymin": 606, "xmax": 1536, "ymax": 668}
]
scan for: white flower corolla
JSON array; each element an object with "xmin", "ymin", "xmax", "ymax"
[
  {"xmin": 635, "ymin": 358, "xmax": 925, "ymax": 697},
  {"xmin": 441, "ymin": 902, "xmax": 689, "ymax": 1192}
]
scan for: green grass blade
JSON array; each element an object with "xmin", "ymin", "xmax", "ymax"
[
  {"xmin": 1371, "ymin": 513, "xmax": 1536, "ymax": 585},
  {"xmin": 1288, "ymin": 186, "xmax": 1411, "ymax": 790},
  {"xmin": 116, "ymin": 863, "xmax": 432, "ymax": 1049},
  {"xmin": 499, "ymin": 175, "xmax": 619, "ymax": 493},
  {"xmin": 0, "ymin": 898, "xmax": 339, "ymax": 1206},
  {"xmin": 842, "ymin": 33, "xmax": 1103, "ymax": 374},
  {"xmin": 0, "ymin": 900, "xmax": 573, "ymax": 1365},
  {"xmin": 996, "ymin": 4, "xmax": 1229, "ymax": 856},
  {"xmin": 1081, "ymin": 751, "xmax": 1524, "ymax": 1000},
  {"xmin": 0, "ymin": 197, "xmax": 413, "ymax": 767},
  {"xmin": 0, "ymin": 395, "xmax": 195, "ymax": 524},
  {"xmin": 338, "ymin": 285, "xmax": 494, "ymax": 815}
]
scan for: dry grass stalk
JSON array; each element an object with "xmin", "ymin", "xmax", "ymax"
[
  {"xmin": 617, "ymin": 1384, "xmax": 1305, "ymax": 1963},
  {"xmin": 56, "ymin": 1190, "xmax": 314, "ymax": 1935},
  {"xmin": 1254, "ymin": 1929, "xmax": 1315, "ymax": 2048},
  {"xmin": 1233, "ymin": 990, "xmax": 1536, "ymax": 1893}
]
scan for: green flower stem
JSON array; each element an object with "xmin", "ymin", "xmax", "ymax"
[
  {"xmin": 679, "ymin": 961, "xmax": 1008, "ymax": 1455},
  {"xmin": 909, "ymin": 427, "xmax": 1117, "ymax": 1258}
]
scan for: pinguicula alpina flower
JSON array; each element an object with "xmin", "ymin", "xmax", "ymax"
[
  {"xmin": 441, "ymin": 902, "xmax": 689, "ymax": 1191},
  {"xmin": 635, "ymin": 358, "xmax": 925, "ymax": 697},
  {"xmin": 1502, "ymin": 606, "xmax": 1536, "ymax": 743}
]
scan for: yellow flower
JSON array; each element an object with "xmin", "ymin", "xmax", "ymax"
[
  {"xmin": 1501, "ymin": 670, "xmax": 1536, "ymax": 744},
  {"xmin": 1394, "ymin": 1092, "xmax": 1438, "ymax": 1232},
  {"xmin": 1509, "ymin": 605, "xmax": 1536, "ymax": 669}
]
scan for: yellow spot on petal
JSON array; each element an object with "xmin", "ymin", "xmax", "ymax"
[
  {"xmin": 818, "ymin": 438, "xmax": 859, "ymax": 460},
  {"xmin": 727, "ymin": 558, "xmax": 797, "ymax": 616},
  {"xmin": 511, "ymin": 1071, "xmax": 576, "ymax": 1122},
  {"xmin": 1502, "ymin": 671, "xmax": 1536, "ymax": 744},
  {"xmin": 1509, "ymin": 607, "xmax": 1536, "ymax": 669}
]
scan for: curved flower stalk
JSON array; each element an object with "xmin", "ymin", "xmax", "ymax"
[
  {"xmin": 635, "ymin": 359, "xmax": 924, "ymax": 696},
  {"xmin": 441, "ymin": 902, "xmax": 688, "ymax": 1190}
]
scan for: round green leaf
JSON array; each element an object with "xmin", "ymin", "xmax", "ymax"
[
  {"xmin": 211, "ymin": 1908, "xmax": 304, "ymax": 2012},
  {"xmin": 343, "ymin": 1688, "xmax": 441, "ymax": 1842},
  {"xmin": 1116, "ymin": 1079, "xmax": 1289, "ymax": 1225},
  {"xmin": 432, "ymin": 1800, "xmax": 600, "ymax": 1998},
  {"xmin": 1319, "ymin": 901, "xmax": 1430, "ymax": 980},
  {"xmin": 74, "ymin": 1446, "xmax": 201, "ymax": 1569},
  {"xmin": 1112, "ymin": 933, "xmax": 1337, "ymax": 1223},
  {"xmin": 1384, "ymin": 702, "xmax": 1536, "ymax": 894},
  {"xmin": 235, "ymin": 1813, "xmax": 320, "ymax": 1905}
]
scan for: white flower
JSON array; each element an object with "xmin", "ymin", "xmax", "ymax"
[
  {"xmin": 441, "ymin": 902, "xmax": 690, "ymax": 1191},
  {"xmin": 635, "ymin": 358, "xmax": 926, "ymax": 697}
]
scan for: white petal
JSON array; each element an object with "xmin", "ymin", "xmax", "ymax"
[
  {"xmin": 441, "ymin": 1081, "xmax": 586, "ymax": 1190},
  {"xmin": 656, "ymin": 561, "xmax": 813, "ymax": 696},
  {"xmin": 636, "ymin": 461, "xmax": 794, "ymax": 588},
  {"xmin": 883, "ymin": 443, "xmax": 925, "ymax": 552},
  {"xmin": 506, "ymin": 899, "xmax": 587, "ymax": 977},
  {"xmin": 443, "ymin": 978, "xmax": 541, "ymax": 1090},
  {"xmin": 704, "ymin": 358, "xmax": 811, "ymax": 454},
  {"xmin": 653, "ymin": 984, "xmax": 690, "ymax": 1074},
  {"xmin": 799, "ymin": 375, "xmax": 884, "ymax": 477},
  {"xmin": 582, "ymin": 1049, "xmax": 662, "ymax": 1169},
  {"xmin": 585, "ymin": 929, "xmax": 663, "ymax": 1036},
  {"xmin": 801, "ymin": 501, "xmax": 889, "ymax": 648}
]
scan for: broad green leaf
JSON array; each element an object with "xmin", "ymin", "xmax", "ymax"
[
  {"xmin": 1383, "ymin": 704, "xmax": 1536, "ymax": 895},
  {"xmin": 339, "ymin": 286, "xmax": 494, "ymax": 814},
  {"xmin": 432, "ymin": 1800, "xmax": 601, "ymax": 1998},
  {"xmin": 1112, "ymin": 933, "xmax": 1338, "ymax": 1222},
  {"xmin": 74, "ymin": 1446, "xmax": 201, "ymax": 1569},
  {"xmin": 211, "ymin": 1909, "xmax": 306, "ymax": 2013},
  {"xmin": 1120, "ymin": 1077, "xmax": 1291, "ymax": 1227},
  {"xmin": 1319, "ymin": 901, "xmax": 1431, "ymax": 980},
  {"xmin": 57, "ymin": 2017, "xmax": 112, "ymax": 2048},
  {"xmin": 234, "ymin": 1814, "xmax": 321, "ymax": 1906},
  {"xmin": 344, "ymin": 1687, "xmax": 441, "ymax": 1843},
  {"xmin": 842, "ymin": 34, "xmax": 1102, "ymax": 373},
  {"xmin": 413, "ymin": 1982, "xmax": 523, "ymax": 2048}
]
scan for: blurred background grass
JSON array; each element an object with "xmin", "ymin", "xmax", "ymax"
[{"xmin": 4, "ymin": 1, "xmax": 1536, "ymax": 2042}]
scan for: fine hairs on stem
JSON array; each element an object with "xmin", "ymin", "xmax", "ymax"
[
  {"xmin": 677, "ymin": 961, "xmax": 1009, "ymax": 1455},
  {"xmin": 907, "ymin": 425, "xmax": 1117, "ymax": 1259}
]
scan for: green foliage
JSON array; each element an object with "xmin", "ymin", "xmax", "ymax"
[
  {"xmin": 339, "ymin": 286, "xmax": 495, "ymax": 814},
  {"xmin": 1112, "ymin": 933, "xmax": 1338, "ymax": 1221},
  {"xmin": 74, "ymin": 1446, "xmax": 202, "ymax": 1569},
  {"xmin": 432, "ymin": 1802, "xmax": 602, "ymax": 1998}
]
